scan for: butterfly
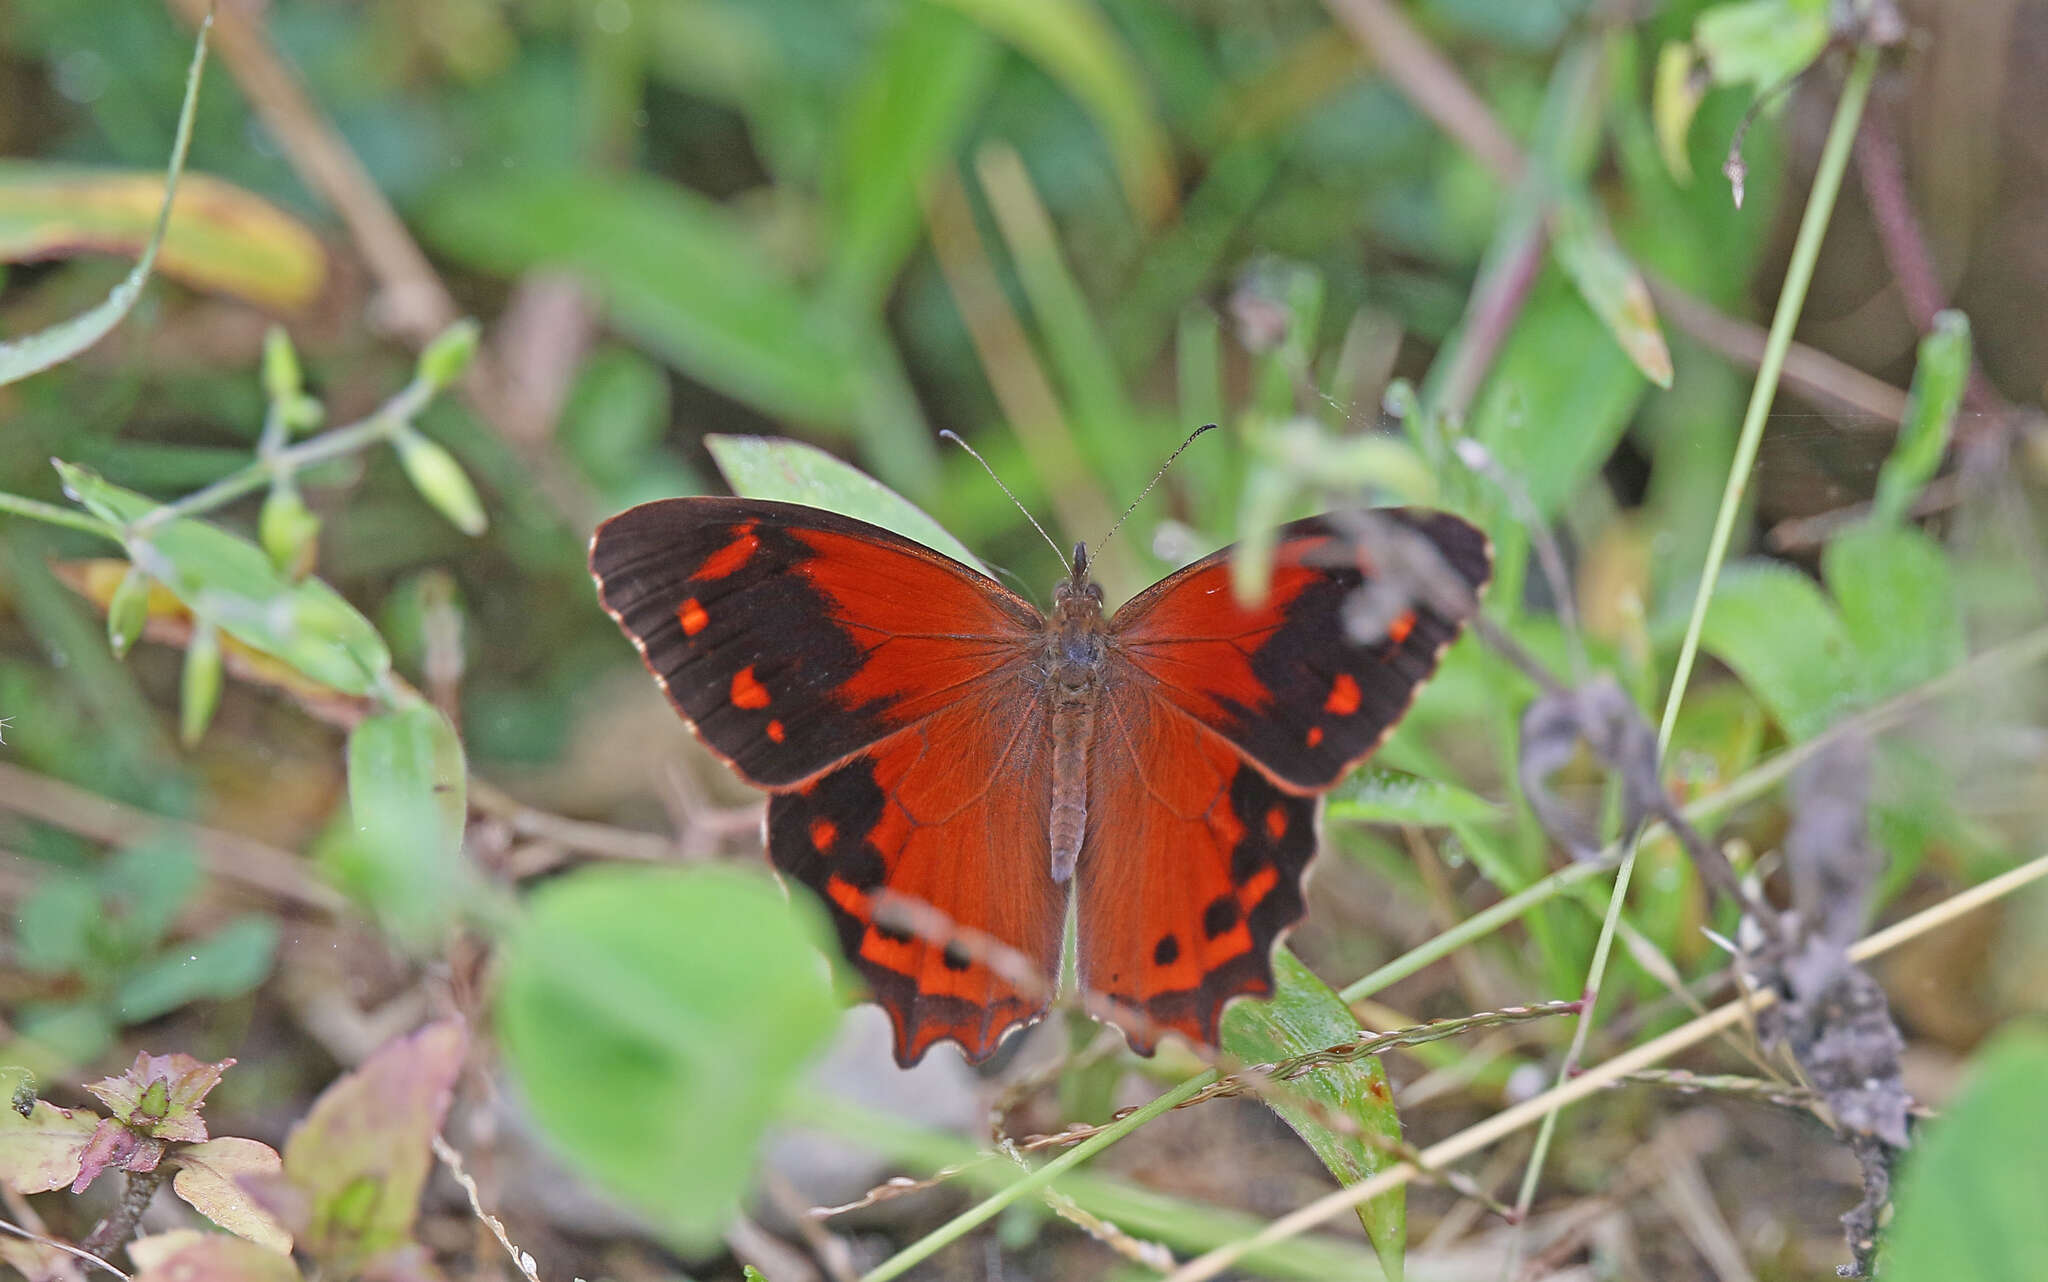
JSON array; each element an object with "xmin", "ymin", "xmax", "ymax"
[{"xmin": 590, "ymin": 495, "xmax": 1490, "ymax": 1066}]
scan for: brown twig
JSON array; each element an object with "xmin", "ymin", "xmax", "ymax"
[
  {"xmin": 1647, "ymin": 276, "xmax": 1909, "ymax": 427},
  {"xmin": 0, "ymin": 761, "xmax": 342, "ymax": 911},
  {"xmin": 1320, "ymin": 0, "xmax": 1524, "ymax": 185},
  {"xmin": 467, "ymin": 779, "xmax": 680, "ymax": 864},
  {"xmin": 79, "ymin": 1169, "xmax": 165, "ymax": 1262}
]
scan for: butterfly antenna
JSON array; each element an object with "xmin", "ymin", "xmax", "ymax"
[
  {"xmin": 938, "ymin": 429, "xmax": 1068, "ymax": 572},
  {"xmin": 1093, "ymin": 423, "xmax": 1217, "ymax": 554}
]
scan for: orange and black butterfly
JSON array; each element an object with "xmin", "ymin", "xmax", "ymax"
[{"xmin": 591, "ymin": 496, "xmax": 1489, "ymax": 1065}]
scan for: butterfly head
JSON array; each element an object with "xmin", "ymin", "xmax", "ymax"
[{"xmin": 1054, "ymin": 543, "xmax": 1105, "ymax": 611}]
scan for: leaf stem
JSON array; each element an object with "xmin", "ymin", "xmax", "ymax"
[
  {"xmin": 0, "ymin": 492, "xmax": 122, "ymax": 541},
  {"xmin": 80, "ymin": 1167, "xmax": 166, "ymax": 1261},
  {"xmin": 1511, "ymin": 43, "xmax": 1882, "ymax": 1219}
]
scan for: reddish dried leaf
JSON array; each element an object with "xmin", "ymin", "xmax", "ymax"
[
  {"xmin": 130, "ymin": 1233, "xmax": 303, "ymax": 1282},
  {"xmin": 172, "ymin": 1136, "xmax": 293, "ymax": 1253},
  {"xmin": 84, "ymin": 1052, "xmax": 233, "ymax": 1142},
  {"xmin": 282, "ymin": 1020, "xmax": 466, "ymax": 1264},
  {"xmin": 0, "ymin": 1068, "xmax": 97, "ymax": 1194},
  {"xmin": 72, "ymin": 1118, "xmax": 164, "ymax": 1193}
]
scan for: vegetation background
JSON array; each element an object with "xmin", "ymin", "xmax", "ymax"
[{"xmin": 1, "ymin": 1, "xmax": 2045, "ymax": 1280}]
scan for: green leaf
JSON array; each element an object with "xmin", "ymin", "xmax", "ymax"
[
  {"xmin": 1694, "ymin": 0, "xmax": 1830, "ymax": 91},
  {"xmin": 392, "ymin": 426, "xmax": 489, "ymax": 536},
  {"xmin": 102, "ymin": 838, "xmax": 201, "ymax": 953},
  {"xmin": 1548, "ymin": 193, "xmax": 1673, "ymax": 388},
  {"xmin": 1222, "ymin": 950, "xmax": 1405, "ymax": 1277},
  {"xmin": 114, "ymin": 916, "xmax": 279, "ymax": 1024},
  {"xmin": 1822, "ymin": 523, "xmax": 1966, "ymax": 700},
  {"xmin": 417, "ymin": 171, "xmax": 858, "ymax": 427},
  {"xmin": 0, "ymin": 19, "xmax": 209, "ymax": 387},
  {"xmin": 282, "ymin": 1020, "xmax": 466, "ymax": 1267},
  {"xmin": 344, "ymin": 703, "xmax": 469, "ymax": 948},
  {"xmin": 1697, "ymin": 561, "xmax": 1865, "ymax": 742},
  {"xmin": 1327, "ymin": 768, "xmax": 1501, "ymax": 828},
  {"xmin": 15, "ymin": 877, "xmax": 100, "ymax": 975},
  {"xmin": 1871, "ymin": 310, "xmax": 1970, "ymax": 526},
  {"xmin": 823, "ymin": 4, "xmax": 999, "ymax": 313},
  {"xmin": 931, "ymin": 0, "xmax": 1174, "ymax": 222},
  {"xmin": 707, "ymin": 434, "xmax": 987, "ymax": 573},
  {"xmin": 171, "ymin": 1137, "xmax": 292, "ymax": 1253},
  {"xmin": 0, "ymin": 1066, "xmax": 97, "ymax": 1194},
  {"xmin": 1468, "ymin": 271, "xmax": 1647, "ymax": 517},
  {"xmin": 53, "ymin": 463, "xmax": 392, "ymax": 697},
  {"xmin": 494, "ymin": 865, "xmax": 842, "ymax": 1252},
  {"xmin": 1885, "ymin": 1027, "xmax": 2048, "ymax": 1282},
  {"xmin": 180, "ymin": 619, "xmax": 223, "ymax": 746}
]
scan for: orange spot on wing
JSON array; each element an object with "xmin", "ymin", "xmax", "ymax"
[
  {"xmin": 766, "ymin": 719, "xmax": 786, "ymax": 743},
  {"xmin": 730, "ymin": 666, "xmax": 771, "ymax": 709},
  {"xmin": 1264, "ymin": 805, "xmax": 1288, "ymax": 841},
  {"xmin": 677, "ymin": 597, "xmax": 709, "ymax": 635},
  {"xmin": 810, "ymin": 817, "xmax": 837, "ymax": 849},
  {"xmin": 1324, "ymin": 672, "xmax": 1362, "ymax": 716},
  {"xmin": 826, "ymin": 877, "xmax": 866, "ymax": 916},
  {"xmin": 1239, "ymin": 865, "xmax": 1279, "ymax": 905},
  {"xmin": 1386, "ymin": 609, "xmax": 1416, "ymax": 645},
  {"xmin": 696, "ymin": 523, "xmax": 760, "ymax": 579},
  {"xmin": 1305, "ymin": 725, "xmax": 1324, "ymax": 747}
]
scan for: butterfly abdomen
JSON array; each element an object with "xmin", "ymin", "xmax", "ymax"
[{"xmin": 1047, "ymin": 568, "xmax": 1110, "ymax": 884}]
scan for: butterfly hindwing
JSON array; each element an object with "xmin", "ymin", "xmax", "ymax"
[
  {"xmin": 591, "ymin": 497, "xmax": 1062, "ymax": 1065},
  {"xmin": 1075, "ymin": 684, "xmax": 1316, "ymax": 1050}
]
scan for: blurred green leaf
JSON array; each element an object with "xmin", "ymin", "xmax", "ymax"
[
  {"xmin": 707, "ymin": 433, "xmax": 987, "ymax": 572},
  {"xmin": 0, "ymin": 19, "xmax": 207, "ymax": 387},
  {"xmin": 1652, "ymin": 41, "xmax": 1706, "ymax": 183},
  {"xmin": 1871, "ymin": 310, "xmax": 1970, "ymax": 526},
  {"xmin": 1885, "ymin": 1027, "xmax": 2048, "ymax": 1282},
  {"xmin": 392, "ymin": 426, "xmax": 489, "ymax": 536},
  {"xmin": 1222, "ymin": 949, "xmax": 1405, "ymax": 1275},
  {"xmin": 417, "ymin": 171, "xmax": 841, "ymax": 419},
  {"xmin": 53, "ymin": 463, "xmax": 392, "ymax": 697},
  {"xmin": 1548, "ymin": 193, "xmax": 1673, "ymax": 388},
  {"xmin": 1822, "ymin": 523, "xmax": 1966, "ymax": 699},
  {"xmin": 179, "ymin": 618, "xmax": 222, "ymax": 746},
  {"xmin": 102, "ymin": 838, "xmax": 200, "ymax": 952},
  {"xmin": 0, "ymin": 1066, "xmax": 97, "ymax": 1195},
  {"xmin": 1697, "ymin": 561, "xmax": 1865, "ymax": 742},
  {"xmin": 1329, "ymin": 768, "xmax": 1501, "ymax": 828},
  {"xmin": 283, "ymin": 1020, "xmax": 467, "ymax": 1266},
  {"xmin": 15, "ymin": 878, "xmax": 100, "ymax": 975},
  {"xmin": 1467, "ymin": 272, "xmax": 1646, "ymax": 517},
  {"xmin": 935, "ymin": 0, "xmax": 1174, "ymax": 222},
  {"xmin": 1693, "ymin": 0, "xmax": 1829, "ymax": 90},
  {"xmin": 343, "ymin": 702, "xmax": 468, "ymax": 948},
  {"xmin": 495, "ymin": 865, "xmax": 841, "ymax": 1253},
  {"xmin": 0, "ymin": 164, "xmax": 326, "ymax": 311},
  {"xmin": 559, "ymin": 345, "xmax": 693, "ymax": 505},
  {"xmin": 114, "ymin": 916, "xmax": 278, "ymax": 1023},
  {"xmin": 824, "ymin": 3, "xmax": 998, "ymax": 313}
]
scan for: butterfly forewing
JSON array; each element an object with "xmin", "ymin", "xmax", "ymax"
[{"xmin": 591, "ymin": 498, "xmax": 1062, "ymax": 1064}]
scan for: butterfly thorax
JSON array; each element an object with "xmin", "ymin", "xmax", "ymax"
[{"xmin": 1045, "ymin": 545, "xmax": 1109, "ymax": 883}]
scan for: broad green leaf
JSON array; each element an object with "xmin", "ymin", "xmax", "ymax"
[
  {"xmin": 1694, "ymin": 0, "xmax": 1829, "ymax": 90},
  {"xmin": 282, "ymin": 1020, "xmax": 467, "ymax": 1266},
  {"xmin": 1822, "ymin": 523, "xmax": 1966, "ymax": 699},
  {"xmin": 1222, "ymin": 949, "xmax": 1405, "ymax": 1277},
  {"xmin": 343, "ymin": 703, "xmax": 469, "ymax": 948},
  {"xmin": 707, "ymin": 434, "xmax": 987, "ymax": 573},
  {"xmin": 1548, "ymin": 193, "xmax": 1672, "ymax": 388},
  {"xmin": 1468, "ymin": 271, "xmax": 1647, "ymax": 517},
  {"xmin": 0, "ymin": 1066, "xmax": 97, "ymax": 1194},
  {"xmin": 52, "ymin": 464, "xmax": 391, "ymax": 696},
  {"xmin": 0, "ymin": 164, "xmax": 326, "ymax": 310},
  {"xmin": 417, "ymin": 171, "xmax": 859, "ymax": 427},
  {"xmin": 1328, "ymin": 768, "xmax": 1501, "ymax": 828},
  {"xmin": 114, "ymin": 916, "xmax": 279, "ymax": 1023},
  {"xmin": 1872, "ymin": 310, "xmax": 1970, "ymax": 526},
  {"xmin": 0, "ymin": 18, "xmax": 209, "ymax": 387},
  {"xmin": 495, "ymin": 865, "xmax": 841, "ymax": 1252},
  {"xmin": 932, "ymin": 0, "xmax": 1174, "ymax": 222},
  {"xmin": 172, "ymin": 1136, "xmax": 293, "ymax": 1252},
  {"xmin": 559, "ymin": 345, "xmax": 695, "ymax": 506},
  {"xmin": 824, "ymin": 4, "xmax": 999, "ymax": 312},
  {"xmin": 1697, "ymin": 561, "xmax": 1865, "ymax": 742},
  {"xmin": 1885, "ymin": 1028, "xmax": 2048, "ymax": 1282}
]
